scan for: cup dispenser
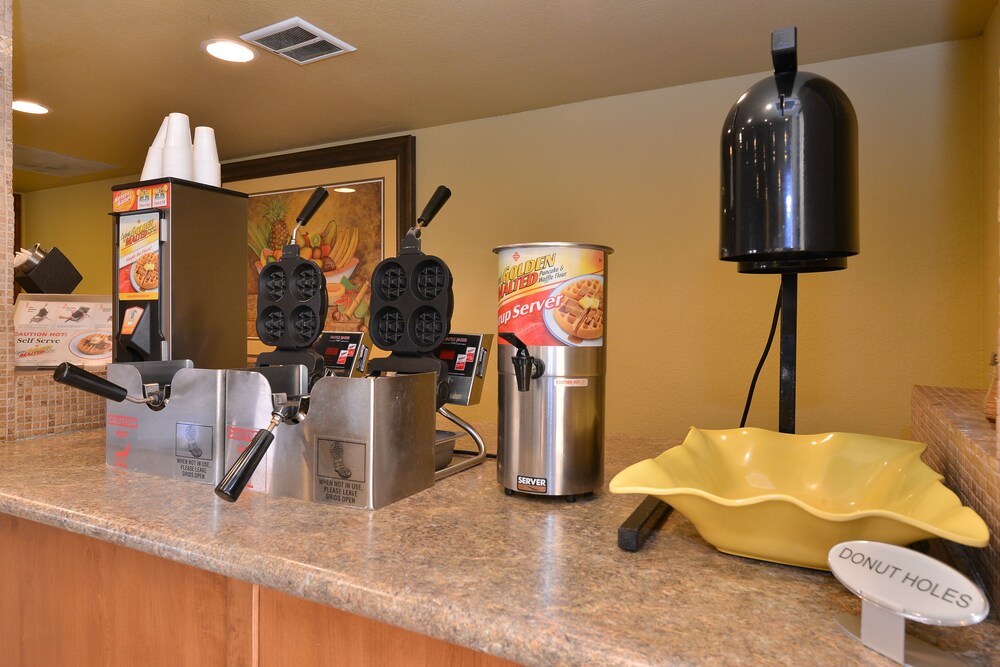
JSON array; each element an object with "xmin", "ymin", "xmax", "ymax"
[{"xmin": 111, "ymin": 178, "xmax": 248, "ymax": 370}]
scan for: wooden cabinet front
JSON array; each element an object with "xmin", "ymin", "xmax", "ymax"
[{"xmin": 0, "ymin": 514, "xmax": 519, "ymax": 666}]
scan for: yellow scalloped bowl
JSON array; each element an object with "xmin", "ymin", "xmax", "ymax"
[{"xmin": 609, "ymin": 427, "xmax": 989, "ymax": 570}]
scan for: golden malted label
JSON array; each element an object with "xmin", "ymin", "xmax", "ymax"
[{"xmin": 493, "ymin": 243, "xmax": 611, "ymax": 347}]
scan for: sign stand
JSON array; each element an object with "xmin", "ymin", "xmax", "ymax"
[
  {"xmin": 828, "ymin": 541, "xmax": 988, "ymax": 667},
  {"xmin": 835, "ymin": 610, "xmax": 964, "ymax": 666}
]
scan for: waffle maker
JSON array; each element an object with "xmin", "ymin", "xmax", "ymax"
[
  {"xmin": 253, "ymin": 186, "xmax": 330, "ymax": 386},
  {"xmin": 213, "ymin": 187, "xmax": 332, "ymax": 501},
  {"xmin": 365, "ymin": 186, "xmax": 493, "ymax": 482},
  {"xmin": 366, "ymin": 185, "xmax": 454, "ymax": 405}
]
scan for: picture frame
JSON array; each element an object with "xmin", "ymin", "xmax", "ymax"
[
  {"xmin": 221, "ymin": 135, "xmax": 415, "ymax": 359},
  {"xmin": 221, "ymin": 135, "xmax": 415, "ymax": 241}
]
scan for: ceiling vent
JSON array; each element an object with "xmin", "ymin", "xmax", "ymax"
[{"xmin": 241, "ymin": 17, "xmax": 356, "ymax": 65}]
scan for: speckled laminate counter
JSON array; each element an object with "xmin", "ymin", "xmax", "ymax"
[{"xmin": 1, "ymin": 425, "xmax": 998, "ymax": 666}]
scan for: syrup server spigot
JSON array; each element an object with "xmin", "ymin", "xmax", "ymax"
[{"xmin": 498, "ymin": 332, "xmax": 544, "ymax": 392}]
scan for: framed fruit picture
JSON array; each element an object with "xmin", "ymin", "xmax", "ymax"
[{"xmin": 222, "ymin": 135, "xmax": 415, "ymax": 360}]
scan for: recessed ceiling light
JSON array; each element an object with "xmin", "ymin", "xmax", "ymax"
[
  {"xmin": 203, "ymin": 39, "xmax": 255, "ymax": 63},
  {"xmin": 333, "ymin": 187, "xmax": 355, "ymax": 193},
  {"xmin": 13, "ymin": 100, "xmax": 48, "ymax": 114}
]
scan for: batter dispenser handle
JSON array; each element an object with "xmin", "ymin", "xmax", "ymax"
[{"xmin": 498, "ymin": 332, "xmax": 544, "ymax": 392}]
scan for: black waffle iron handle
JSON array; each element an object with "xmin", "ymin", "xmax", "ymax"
[
  {"xmin": 214, "ymin": 413, "xmax": 281, "ymax": 502},
  {"xmin": 53, "ymin": 362, "xmax": 128, "ymax": 402},
  {"xmin": 288, "ymin": 186, "xmax": 330, "ymax": 247},
  {"xmin": 296, "ymin": 187, "xmax": 329, "ymax": 226},
  {"xmin": 418, "ymin": 186, "xmax": 451, "ymax": 227},
  {"xmin": 402, "ymin": 186, "xmax": 452, "ymax": 254},
  {"xmin": 498, "ymin": 333, "xmax": 544, "ymax": 392}
]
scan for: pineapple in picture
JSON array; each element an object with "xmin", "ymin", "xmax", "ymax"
[{"xmin": 264, "ymin": 195, "xmax": 291, "ymax": 252}]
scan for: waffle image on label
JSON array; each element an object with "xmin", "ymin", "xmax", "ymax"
[
  {"xmin": 553, "ymin": 278, "xmax": 604, "ymax": 340},
  {"xmin": 133, "ymin": 253, "xmax": 159, "ymax": 291}
]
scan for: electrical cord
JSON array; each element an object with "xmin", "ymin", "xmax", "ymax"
[
  {"xmin": 740, "ymin": 284, "xmax": 782, "ymax": 428},
  {"xmin": 454, "ymin": 450, "xmax": 496, "ymax": 459}
]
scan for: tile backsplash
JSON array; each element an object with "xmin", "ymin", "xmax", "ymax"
[
  {"xmin": 912, "ymin": 385, "xmax": 999, "ymax": 608},
  {"xmin": 13, "ymin": 370, "xmax": 104, "ymax": 439}
]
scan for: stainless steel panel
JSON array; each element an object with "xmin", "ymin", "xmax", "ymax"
[
  {"xmin": 223, "ymin": 371, "xmax": 436, "ymax": 510},
  {"xmin": 497, "ymin": 370, "xmax": 604, "ymax": 497},
  {"xmin": 222, "ymin": 369, "xmax": 285, "ymax": 494},
  {"xmin": 495, "ymin": 344, "xmax": 605, "ymax": 378},
  {"xmin": 496, "ymin": 343, "xmax": 606, "ymax": 497},
  {"xmin": 368, "ymin": 373, "xmax": 436, "ymax": 508},
  {"xmin": 105, "ymin": 364, "xmax": 227, "ymax": 483}
]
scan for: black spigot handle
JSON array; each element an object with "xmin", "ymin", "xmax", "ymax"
[
  {"xmin": 417, "ymin": 186, "xmax": 451, "ymax": 227},
  {"xmin": 296, "ymin": 187, "xmax": 330, "ymax": 227},
  {"xmin": 499, "ymin": 332, "xmax": 544, "ymax": 392},
  {"xmin": 771, "ymin": 26, "xmax": 797, "ymax": 75},
  {"xmin": 510, "ymin": 355, "xmax": 533, "ymax": 392},
  {"xmin": 499, "ymin": 331, "xmax": 527, "ymax": 353},
  {"xmin": 53, "ymin": 362, "xmax": 128, "ymax": 402},
  {"xmin": 215, "ymin": 424, "xmax": 276, "ymax": 502}
]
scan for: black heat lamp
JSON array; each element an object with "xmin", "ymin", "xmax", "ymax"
[{"xmin": 720, "ymin": 27, "xmax": 859, "ymax": 433}]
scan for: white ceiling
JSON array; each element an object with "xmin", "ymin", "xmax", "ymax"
[{"xmin": 12, "ymin": 0, "xmax": 999, "ymax": 192}]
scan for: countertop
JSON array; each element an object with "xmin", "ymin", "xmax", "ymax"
[{"xmin": 1, "ymin": 425, "xmax": 999, "ymax": 667}]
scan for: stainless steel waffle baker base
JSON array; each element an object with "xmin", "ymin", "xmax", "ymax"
[
  {"xmin": 224, "ymin": 371, "xmax": 437, "ymax": 510},
  {"xmin": 105, "ymin": 363, "xmax": 228, "ymax": 484}
]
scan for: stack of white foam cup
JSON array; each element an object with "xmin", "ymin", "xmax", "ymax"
[
  {"xmin": 139, "ymin": 117, "xmax": 168, "ymax": 181},
  {"xmin": 192, "ymin": 126, "xmax": 221, "ymax": 186},
  {"xmin": 139, "ymin": 113, "xmax": 221, "ymax": 186}
]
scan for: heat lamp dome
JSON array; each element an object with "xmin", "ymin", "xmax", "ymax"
[{"xmin": 720, "ymin": 69, "xmax": 859, "ymax": 274}]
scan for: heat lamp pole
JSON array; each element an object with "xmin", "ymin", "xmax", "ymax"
[{"xmin": 778, "ymin": 273, "xmax": 797, "ymax": 434}]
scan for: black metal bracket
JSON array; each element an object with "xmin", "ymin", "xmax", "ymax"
[{"xmin": 617, "ymin": 495, "xmax": 673, "ymax": 552}]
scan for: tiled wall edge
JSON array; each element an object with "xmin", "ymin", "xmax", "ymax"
[{"xmin": 911, "ymin": 385, "xmax": 999, "ymax": 609}]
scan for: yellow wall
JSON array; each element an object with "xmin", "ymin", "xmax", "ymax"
[
  {"xmin": 19, "ymin": 174, "xmax": 134, "ymax": 294},
  {"xmin": 985, "ymin": 6, "xmax": 1000, "ymax": 385},
  {"xmin": 22, "ymin": 39, "xmax": 990, "ymax": 441}
]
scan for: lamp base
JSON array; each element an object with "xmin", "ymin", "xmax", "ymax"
[{"xmin": 738, "ymin": 257, "xmax": 848, "ymax": 274}]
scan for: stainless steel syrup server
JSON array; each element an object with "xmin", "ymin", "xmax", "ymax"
[{"xmin": 493, "ymin": 243, "xmax": 613, "ymax": 501}]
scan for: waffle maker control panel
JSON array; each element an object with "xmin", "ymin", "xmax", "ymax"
[
  {"xmin": 433, "ymin": 333, "xmax": 493, "ymax": 406},
  {"xmin": 313, "ymin": 331, "xmax": 372, "ymax": 378}
]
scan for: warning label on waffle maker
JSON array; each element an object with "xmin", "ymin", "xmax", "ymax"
[
  {"xmin": 315, "ymin": 437, "xmax": 367, "ymax": 507},
  {"xmin": 174, "ymin": 422, "xmax": 214, "ymax": 483},
  {"xmin": 496, "ymin": 246, "xmax": 606, "ymax": 348}
]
